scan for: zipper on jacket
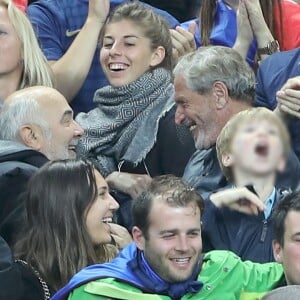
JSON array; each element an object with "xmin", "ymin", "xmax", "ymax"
[{"xmin": 260, "ymin": 220, "xmax": 268, "ymax": 242}]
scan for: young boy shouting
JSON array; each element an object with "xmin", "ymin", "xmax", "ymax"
[{"xmin": 202, "ymin": 107, "xmax": 291, "ymax": 263}]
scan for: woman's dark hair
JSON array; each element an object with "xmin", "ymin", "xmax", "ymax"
[
  {"xmin": 200, "ymin": 0, "xmax": 283, "ymax": 48},
  {"xmin": 14, "ymin": 159, "xmax": 116, "ymax": 293}
]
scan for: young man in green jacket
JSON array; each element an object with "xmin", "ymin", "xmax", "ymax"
[{"xmin": 53, "ymin": 175, "xmax": 284, "ymax": 300}]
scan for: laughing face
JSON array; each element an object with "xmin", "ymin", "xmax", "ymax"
[
  {"xmin": 224, "ymin": 119, "xmax": 286, "ymax": 177},
  {"xmin": 134, "ymin": 198, "xmax": 202, "ymax": 282},
  {"xmin": 39, "ymin": 89, "xmax": 83, "ymax": 160},
  {"xmin": 85, "ymin": 170, "xmax": 119, "ymax": 245},
  {"xmin": 175, "ymin": 75, "xmax": 221, "ymax": 150},
  {"xmin": 100, "ymin": 19, "xmax": 164, "ymax": 87}
]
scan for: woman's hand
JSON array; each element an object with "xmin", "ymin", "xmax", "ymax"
[
  {"xmin": 110, "ymin": 223, "xmax": 132, "ymax": 250},
  {"xmin": 170, "ymin": 22, "xmax": 197, "ymax": 63},
  {"xmin": 106, "ymin": 172, "xmax": 152, "ymax": 199}
]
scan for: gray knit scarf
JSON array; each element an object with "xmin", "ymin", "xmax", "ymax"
[{"xmin": 76, "ymin": 68, "xmax": 174, "ymax": 177}]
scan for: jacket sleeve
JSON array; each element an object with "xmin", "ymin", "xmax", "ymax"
[{"xmin": 241, "ymin": 259, "xmax": 284, "ymax": 293}]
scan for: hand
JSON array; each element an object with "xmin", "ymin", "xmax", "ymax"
[
  {"xmin": 276, "ymin": 76, "xmax": 300, "ymax": 118},
  {"xmin": 106, "ymin": 172, "xmax": 152, "ymax": 199},
  {"xmin": 88, "ymin": 0, "xmax": 110, "ymax": 23},
  {"xmin": 110, "ymin": 223, "xmax": 132, "ymax": 250},
  {"xmin": 210, "ymin": 187, "xmax": 266, "ymax": 215},
  {"xmin": 170, "ymin": 22, "xmax": 197, "ymax": 63}
]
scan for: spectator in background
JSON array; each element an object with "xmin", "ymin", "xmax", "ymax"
[
  {"xmin": 76, "ymin": 2, "xmax": 195, "ymax": 229},
  {"xmin": 272, "ymin": 191, "xmax": 300, "ymax": 286},
  {"xmin": 256, "ymin": 50, "xmax": 300, "ymax": 160},
  {"xmin": 0, "ymin": 0, "xmax": 52, "ymax": 104},
  {"xmin": 27, "ymin": 0, "xmax": 179, "ymax": 115},
  {"xmin": 174, "ymin": 47, "xmax": 300, "ymax": 200},
  {"xmin": 171, "ymin": 0, "xmax": 300, "ymax": 66},
  {"xmin": 202, "ymin": 108, "xmax": 291, "ymax": 262},
  {"xmin": 52, "ymin": 175, "xmax": 284, "ymax": 300},
  {"xmin": 0, "ymin": 86, "xmax": 83, "ymax": 245},
  {"xmin": 13, "ymin": 159, "xmax": 131, "ymax": 297}
]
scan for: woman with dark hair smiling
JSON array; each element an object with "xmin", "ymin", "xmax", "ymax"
[{"xmin": 13, "ymin": 159, "xmax": 131, "ymax": 299}]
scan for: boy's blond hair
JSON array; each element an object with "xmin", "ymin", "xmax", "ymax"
[{"xmin": 216, "ymin": 107, "xmax": 290, "ymax": 180}]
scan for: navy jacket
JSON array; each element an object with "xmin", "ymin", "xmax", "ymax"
[
  {"xmin": 256, "ymin": 48, "xmax": 300, "ymax": 159},
  {"xmin": 202, "ymin": 190, "xmax": 288, "ymax": 263}
]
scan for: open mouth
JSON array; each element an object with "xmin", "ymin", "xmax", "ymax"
[
  {"xmin": 68, "ymin": 145, "xmax": 76, "ymax": 152},
  {"xmin": 170, "ymin": 257, "xmax": 191, "ymax": 266},
  {"xmin": 108, "ymin": 63, "xmax": 129, "ymax": 71},
  {"xmin": 255, "ymin": 144, "xmax": 269, "ymax": 157}
]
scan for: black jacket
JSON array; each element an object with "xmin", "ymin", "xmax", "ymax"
[
  {"xmin": 115, "ymin": 106, "xmax": 195, "ymax": 229},
  {"xmin": 0, "ymin": 140, "xmax": 48, "ymax": 246},
  {"xmin": 0, "ymin": 235, "xmax": 44, "ymax": 300},
  {"xmin": 202, "ymin": 189, "xmax": 289, "ymax": 263}
]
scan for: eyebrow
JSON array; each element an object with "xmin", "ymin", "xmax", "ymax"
[
  {"xmin": 159, "ymin": 228, "xmax": 201, "ymax": 235},
  {"xmin": 291, "ymin": 232, "xmax": 300, "ymax": 239},
  {"xmin": 98, "ymin": 186, "xmax": 108, "ymax": 193},
  {"xmin": 60, "ymin": 110, "xmax": 73, "ymax": 123},
  {"xmin": 103, "ymin": 35, "xmax": 139, "ymax": 40}
]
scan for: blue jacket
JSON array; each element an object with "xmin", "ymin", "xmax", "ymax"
[
  {"xmin": 27, "ymin": 0, "xmax": 179, "ymax": 115},
  {"xmin": 52, "ymin": 244, "xmax": 284, "ymax": 300},
  {"xmin": 52, "ymin": 243, "xmax": 202, "ymax": 300},
  {"xmin": 255, "ymin": 48, "xmax": 300, "ymax": 160}
]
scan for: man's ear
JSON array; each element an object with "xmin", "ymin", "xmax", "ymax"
[
  {"xmin": 19, "ymin": 124, "xmax": 43, "ymax": 151},
  {"xmin": 150, "ymin": 46, "xmax": 165, "ymax": 68},
  {"xmin": 212, "ymin": 81, "xmax": 229, "ymax": 110},
  {"xmin": 222, "ymin": 152, "xmax": 234, "ymax": 167},
  {"xmin": 272, "ymin": 240, "xmax": 283, "ymax": 264},
  {"xmin": 132, "ymin": 226, "xmax": 146, "ymax": 251}
]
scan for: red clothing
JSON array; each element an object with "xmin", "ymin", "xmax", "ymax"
[
  {"xmin": 276, "ymin": 0, "xmax": 300, "ymax": 50},
  {"xmin": 12, "ymin": 0, "xmax": 28, "ymax": 11}
]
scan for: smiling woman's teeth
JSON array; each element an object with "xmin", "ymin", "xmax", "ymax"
[
  {"xmin": 109, "ymin": 63, "xmax": 127, "ymax": 70},
  {"xmin": 102, "ymin": 217, "xmax": 112, "ymax": 224}
]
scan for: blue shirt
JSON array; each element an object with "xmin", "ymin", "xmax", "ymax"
[
  {"xmin": 27, "ymin": 0, "xmax": 179, "ymax": 115},
  {"xmin": 264, "ymin": 187, "xmax": 276, "ymax": 219}
]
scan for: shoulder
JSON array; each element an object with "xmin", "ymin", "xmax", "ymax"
[
  {"xmin": 259, "ymin": 48, "xmax": 300, "ymax": 76},
  {"xmin": 69, "ymin": 278, "xmax": 168, "ymax": 300}
]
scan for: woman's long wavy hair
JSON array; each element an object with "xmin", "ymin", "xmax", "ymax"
[
  {"xmin": 14, "ymin": 159, "xmax": 117, "ymax": 293},
  {"xmin": 200, "ymin": 0, "xmax": 283, "ymax": 48},
  {"xmin": 1, "ymin": 0, "xmax": 53, "ymax": 88}
]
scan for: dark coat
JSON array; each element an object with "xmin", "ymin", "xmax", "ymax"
[
  {"xmin": 0, "ymin": 235, "xmax": 44, "ymax": 300},
  {"xmin": 0, "ymin": 141, "xmax": 48, "ymax": 246},
  {"xmin": 202, "ymin": 190, "xmax": 289, "ymax": 263}
]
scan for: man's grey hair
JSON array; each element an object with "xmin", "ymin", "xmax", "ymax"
[
  {"xmin": 173, "ymin": 46, "xmax": 256, "ymax": 104},
  {"xmin": 0, "ymin": 97, "xmax": 51, "ymax": 142}
]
